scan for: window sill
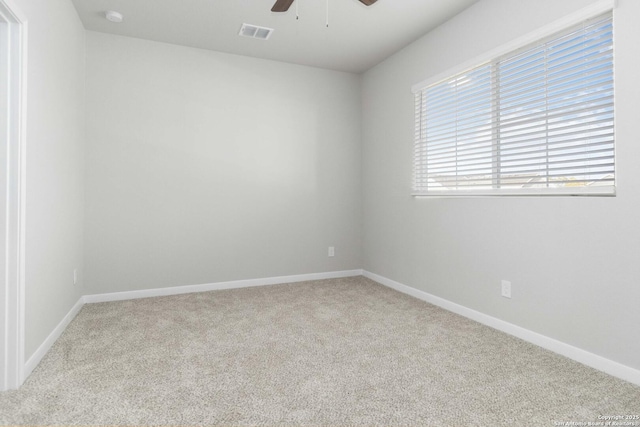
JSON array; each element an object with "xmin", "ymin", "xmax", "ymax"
[{"xmin": 412, "ymin": 187, "xmax": 616, "ymax": 198}]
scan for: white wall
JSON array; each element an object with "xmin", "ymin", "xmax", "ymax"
[
  {"xmin": 84, "ymin": 32, "xmax": 362, "ymax": 294},
  {"xmin": 362, "ymin": 0, "xmax": 640, "ymax": 371},
  {"xmin": 11, "ymin": 0, "xmax": 86, "ymax": 360}
]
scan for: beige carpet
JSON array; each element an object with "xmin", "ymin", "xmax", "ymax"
[{"xmin": 1, "ymin": 276, "xmax": 638, "ymax": 426}]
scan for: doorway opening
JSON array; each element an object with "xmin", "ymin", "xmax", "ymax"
[{"xmin": 0, "ymin": 0, "xmax": 26, "ymax": 391}]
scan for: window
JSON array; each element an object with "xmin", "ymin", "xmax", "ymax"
[{"xmin": 413, "ymin": 12, "xmax": 614, "ymax": 196}]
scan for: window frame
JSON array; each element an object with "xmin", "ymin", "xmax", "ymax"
[{"xmin": 411, "ymin": 0, "xmax": 617, "ymax": 198}]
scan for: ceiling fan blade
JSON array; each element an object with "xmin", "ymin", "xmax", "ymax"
[
  {"xmin": 272, "ymin": 0, "xmax": 295, "ymax": 12},
  {"xmin": 358, "ymin": 0, "xmax": 378, "ymax": 5}
]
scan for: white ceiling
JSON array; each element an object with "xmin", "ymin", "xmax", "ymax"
[{"xmin": 70, "ymin": 0, "xmax": 479, "ymax": 73}]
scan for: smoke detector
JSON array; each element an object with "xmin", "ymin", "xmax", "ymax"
[
  {"xmin": 105, "ymin": 11, "xmax": 124, "ymax": 23},
  {"xmin": 239, "ymin": 24, "xmax": 273, "ymax": 40}
]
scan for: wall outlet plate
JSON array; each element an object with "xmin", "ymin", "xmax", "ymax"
[{"xmin": 501, "ymin": 280, "xmax": 511, "ymax": 299}]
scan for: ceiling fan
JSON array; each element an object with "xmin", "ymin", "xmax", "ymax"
[{"xmin": 271, "ymin": 0, "xmax": 377, "ymax": 12}]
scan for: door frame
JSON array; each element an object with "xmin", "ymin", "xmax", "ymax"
[{"xmin": 0, "ymin": 0, "xmax": 26, "ymax": 391}]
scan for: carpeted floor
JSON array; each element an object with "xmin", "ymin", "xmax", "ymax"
[{"xmin": 1, "ymin": 276, "xmax": 638, "ymax": 426}]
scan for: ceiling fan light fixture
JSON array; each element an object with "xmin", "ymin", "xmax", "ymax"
[{"xmin": 271, "ymin": 0, "xmax": 377, "ymax": 12}]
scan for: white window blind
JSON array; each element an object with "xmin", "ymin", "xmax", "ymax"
[{"xmin": 413, "ymin": 12, "xmax": 614, "ymax": 196}]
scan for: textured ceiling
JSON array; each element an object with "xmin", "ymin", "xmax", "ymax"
[{"xmin": 70, "ymin": 0, "xmax": 479, "ymax": 73}]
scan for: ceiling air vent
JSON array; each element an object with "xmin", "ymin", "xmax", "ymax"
[{"xmin": 239, "ymin": 23, "xmax": 274, "ymax": 40}]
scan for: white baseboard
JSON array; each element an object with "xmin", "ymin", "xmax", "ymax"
[
  {"xmin": 363, "ymin": 270, "xmax": 640, "ymax": 387},
  {"xmin": 23, "ymin": 296, "xmax": 85, "ymax": 381},
  {"xmin": 83, "ymin": 269, "xmax": 364, "ymax": 304}
]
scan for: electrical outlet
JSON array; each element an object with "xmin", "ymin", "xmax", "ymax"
[
  {"xmin": 501, "ymin": 280, "xmax": 511, "ymax": 299},
  {"xmin": 328, "ymin": 246, "xmax": 335, "ymax": 257},
  {"xmin": 73, "ymin": 269, "xmax": 78, "ymax": 285}
]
